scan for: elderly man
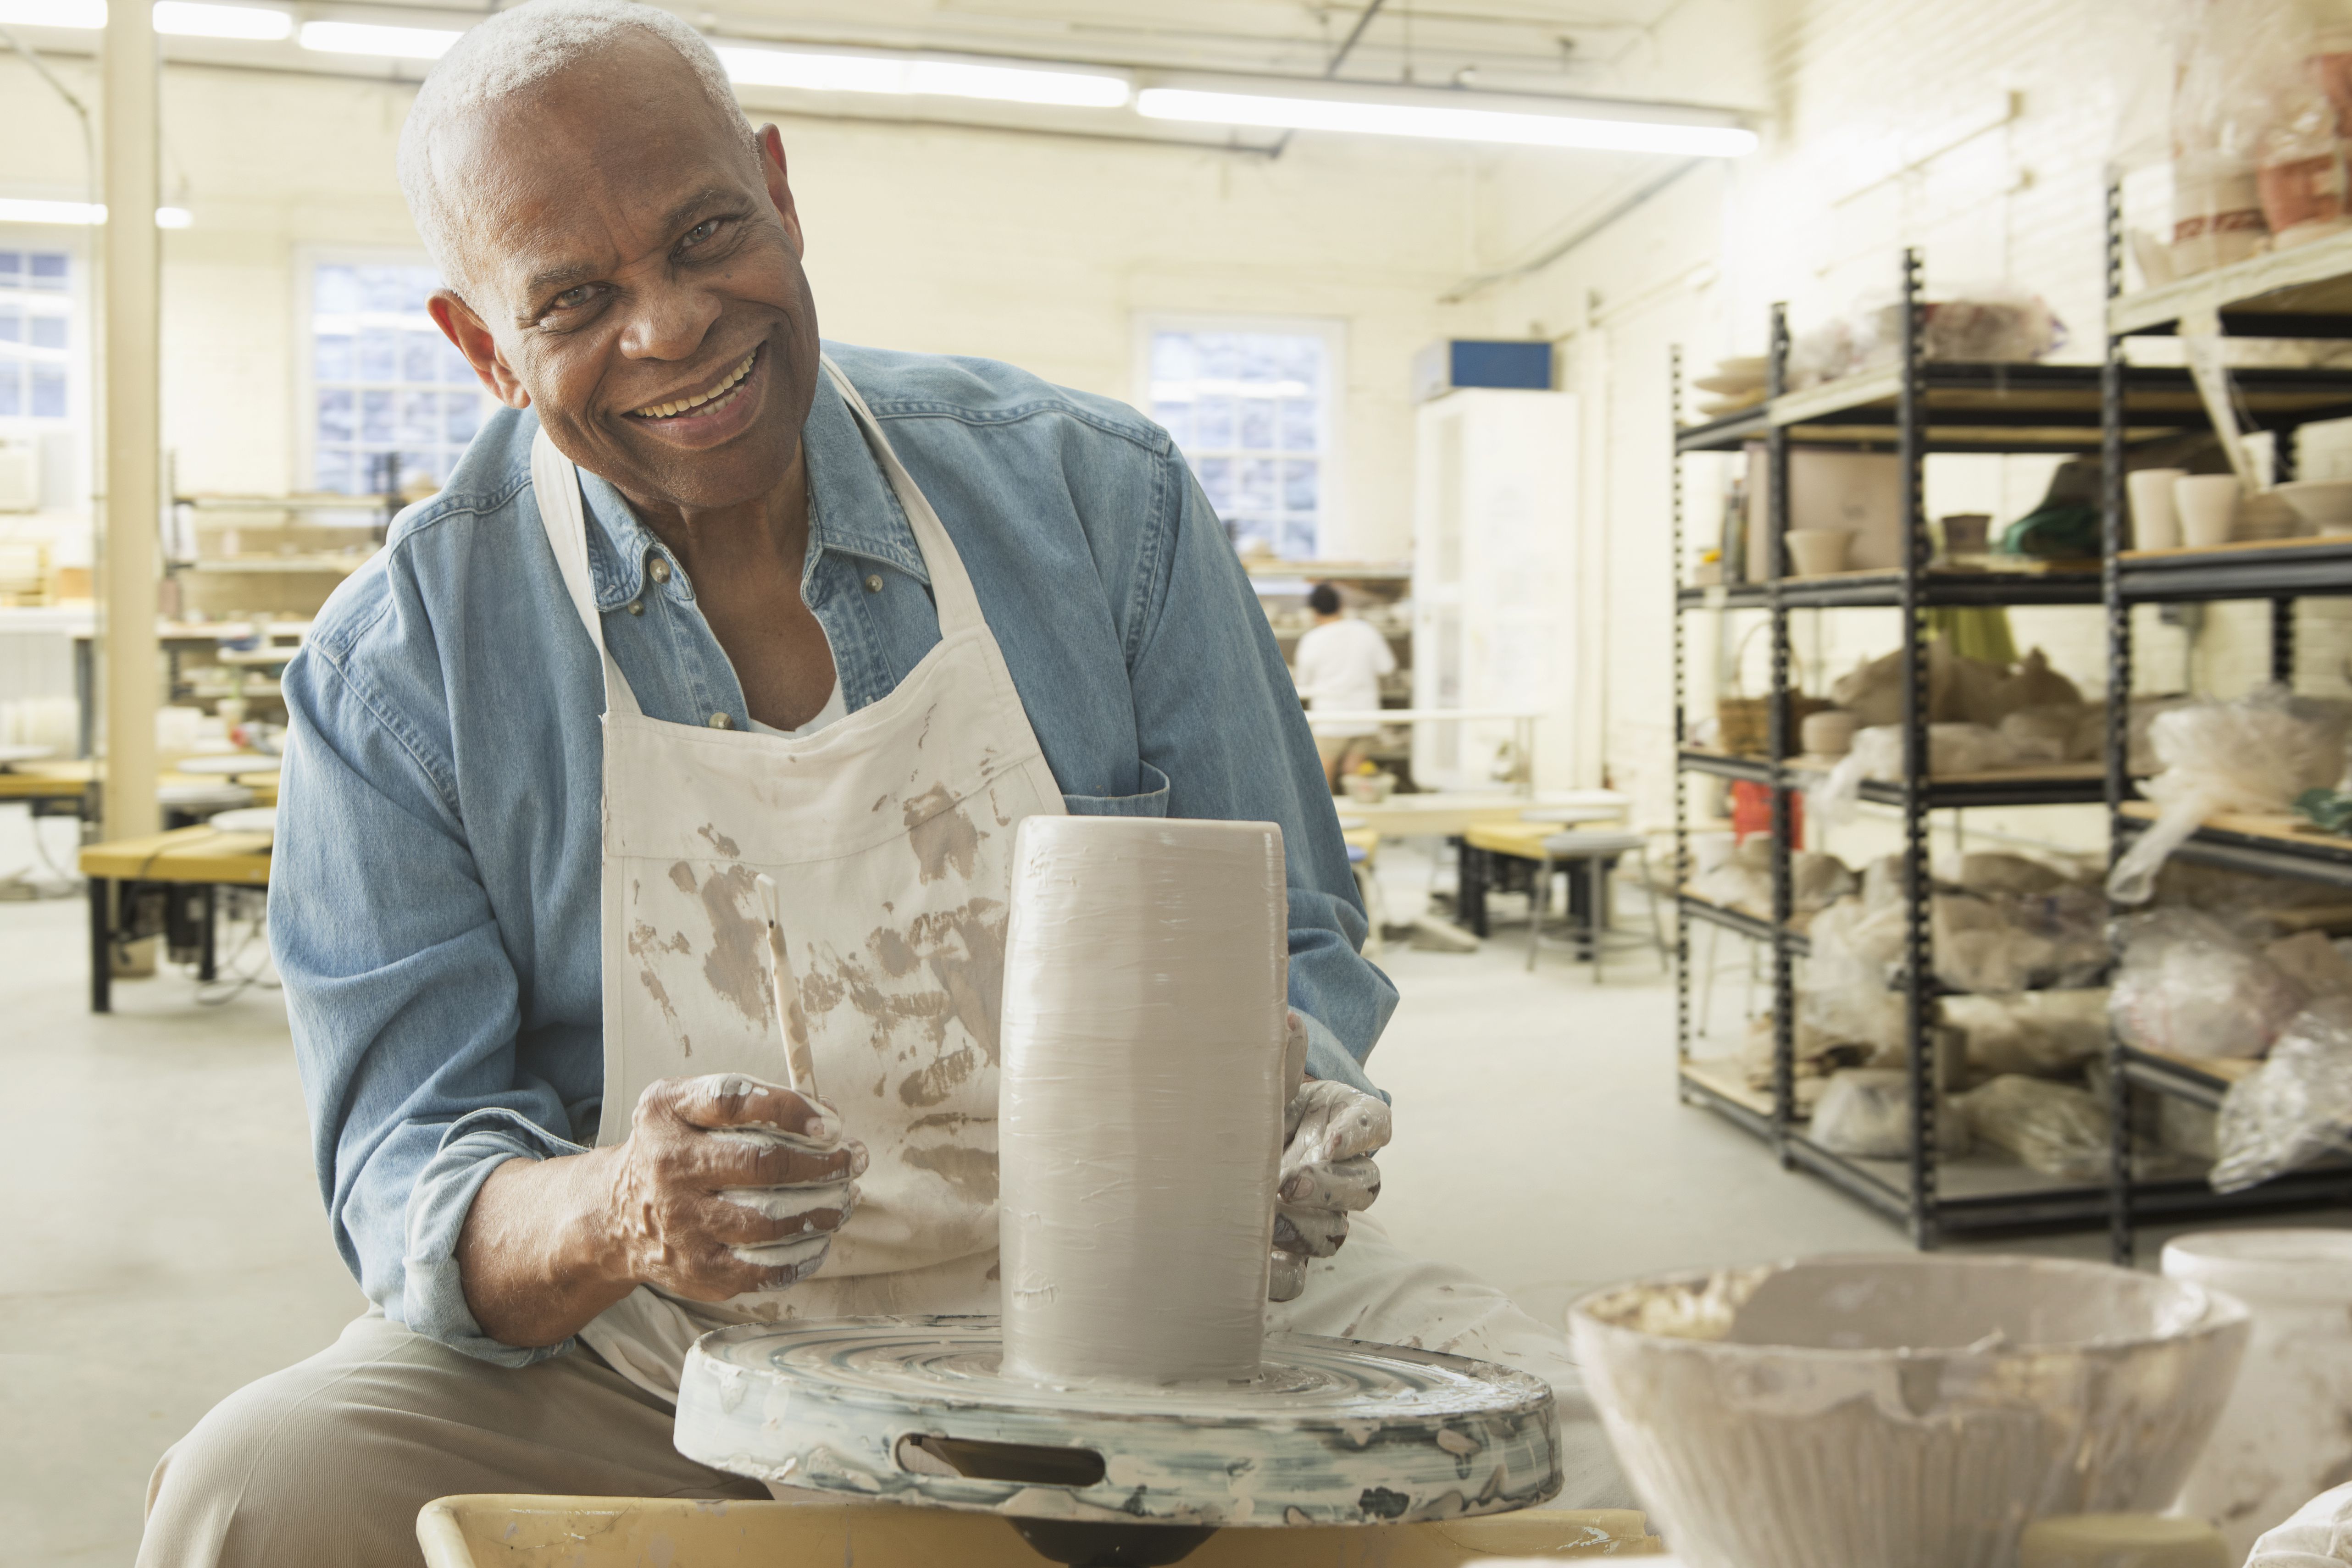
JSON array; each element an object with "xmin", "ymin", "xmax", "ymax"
[{"xmin": 135, "ymin": 4, "xmax": 1623, "ymax": 1562}]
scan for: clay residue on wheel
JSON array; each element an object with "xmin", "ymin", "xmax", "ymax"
[
  {"xmin": 1579, "ymin": 1266, "xmax": 1775, "ymax": 1341},
  {"xmin": 903, "ymin": 782, "xmax": 984, "ymax": 883}
]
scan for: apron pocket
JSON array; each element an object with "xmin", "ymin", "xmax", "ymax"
[{"xmin": 1061, "ymin": 760, "xmax": 1170, "ymax": 818}]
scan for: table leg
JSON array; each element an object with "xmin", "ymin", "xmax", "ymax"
[
  {"xmin": 89, "ymin": 875, "xmax": 111, "ymax": 1014},
  {"xmin": 199, "ymin": 884, "xmax": 217, "ymax": 982}
]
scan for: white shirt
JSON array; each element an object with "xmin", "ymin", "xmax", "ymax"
[
  {"xmin": 1292, "ymin": 617, "xmax": 1396, "ymax": 738},
  {"xmin": 747, "ymin": 680, "xmax": 847, "ymax": 739}
]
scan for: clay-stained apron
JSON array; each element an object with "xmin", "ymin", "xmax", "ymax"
[{"xmin": 529, "ymin": 356, "xmax": 1066, "ymax": 1397}]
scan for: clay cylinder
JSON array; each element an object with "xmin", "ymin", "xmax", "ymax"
[{"xmin": 998, "ymin": 815, "xmax": 1288, "ymax": 1387}]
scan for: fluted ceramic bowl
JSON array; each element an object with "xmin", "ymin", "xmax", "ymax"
[{"xmin": 1566, "ymin": 1255, "xmax": 2248, "ymax": 1568}]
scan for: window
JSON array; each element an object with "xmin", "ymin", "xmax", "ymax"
[
  {"xmin": 0, "ymin": 246, "xmax": 73, "ymax": 422},
  {"xmin": 1136, "ymin": 315, "xmax": 1341, "ymax": 561},
  {"xmin": 306, "ymin": 258, "xmax": 492, "ymax": 495}
]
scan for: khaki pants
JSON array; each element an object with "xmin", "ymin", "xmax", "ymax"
[
  {"xmin": 136, "ymin": 1313, "xmax": 765, "ymax": 1568},
  {"xmin": 1314, "ymin": 732, "xmax": 1373, "ymax": 785}
]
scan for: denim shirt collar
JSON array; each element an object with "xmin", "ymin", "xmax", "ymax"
[{"xmin": 575, "ymin": 366, "xmax": 932, "ymax": 613}]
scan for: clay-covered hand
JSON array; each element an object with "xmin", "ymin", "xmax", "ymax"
[
  {"xmin": 1267, "ymin": 1076, "xmax": 1391, "ymax": 1304},
  {"xmin": 605, "ymin": 1072, "xmax": 865, "ymax": 1303}
]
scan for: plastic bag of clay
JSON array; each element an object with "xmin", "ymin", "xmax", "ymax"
[
  {"xmin": 2266, "ymin": 929, "xmax": 2352, "ymax": 999},
  {"xmin": 1798, "ymin": 893, "xmax": 1908, "ymax": 1054},
  {"xmin": 1958, "ymin": 1074, "xmax": 2110, "ymax": 1180},
  {"xmin": 1999, "ymin": 704, "xmax": 2086, "ymax": 765},
  {"xmin": 2108, "ymin": 686, "xmax": 2352, "ymax": 904},
  {"xmin": 1939, "ymin": 850, "xmax": 2078, "ymax": 898},
  {"xmin": 2110, "ymin": 908, "xmax": 2308, "ymax": 1062},
  {"xmin": 1693, "ymin": 842, "xmax": 1855, "ymax": 922},
  {"xmin": 2211, "ymin": 997, "xmax": 2352, "ymax": 1192},
  {"xmin": 1813, "ymin": 723, "xmax": 2021, "ymax": 825},
  {"xmin": 1945, "ymin": 990, "xmax": 2110, "ymax": 1079},
  {"xmin": 2245, "ymin": 1480, "xmax": 2352, "ymax": 1568},
  {"xmin": 1933, "ymin": 893, "xmax": 2058, "ymax": 995},
  {"xmin": 1740, "ymin": 1012, "xmax": 1870, "ymax": 1104},
  {"xmin": 1810, "ymin": 1069, "xmax": 1974, "ymax": 1160}
]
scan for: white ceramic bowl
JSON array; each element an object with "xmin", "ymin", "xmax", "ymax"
[
  {"xmin": 1567, "ymin": 1254, "xmax": 2249, "ymax": 1568},
  {"xmin": 1785, "ymin": 529, "xmax": 1853, "ymax": 576},
  {"xmin": 2277, "ymin": 480, "xmax": 2352, "ymax": 534}
]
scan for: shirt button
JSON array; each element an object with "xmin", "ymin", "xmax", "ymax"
[
  {"xmin": 864, "ymin": 574, "xmax": 884, "ymax": 593},
  {"xmin": 648, "ymin": 556, "xmax": 672, "ymax": 584},
  {"xmin": 708, "ymin": 712, "xmax": 734, "ymax": 730},
  {"xmin": 625, "ymin": 598, "xmax": 643, "ymax": 616}
]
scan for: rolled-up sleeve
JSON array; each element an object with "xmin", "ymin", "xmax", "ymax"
[
  {"xmin": 1124, "ymin": 455, "xmax": 1398, "ymax": 1100},
  {"xmin": 271, "ymin": 603, "xmax": 582, "ymax": 1366}
]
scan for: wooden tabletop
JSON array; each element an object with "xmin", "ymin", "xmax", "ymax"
[
  {"xmin": 0, "ymin": 761, "xmax": 276, "ymax": 809},
  {"xmin": 80, "ymin": 825, "xmax": 273, "ymax": 885}
]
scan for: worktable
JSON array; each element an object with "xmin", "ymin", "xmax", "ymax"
[{"xmin": 80, "ymin": 824, "xmax": 272, "ymax": 1012}]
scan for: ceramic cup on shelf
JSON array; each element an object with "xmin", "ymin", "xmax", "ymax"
[
  {"xmin": 1801, "ymin": 709, "xmax": 1858, "ymax": 758},
  {"xmin": 2173, "ymin": 474, "xmax": 2243, "ymax": 549},
  {"xmin": 2125, "ymin": 467, "xmax": 2188, "ymax": 550},
  {"xmin": 1785, "ymin": 528, "xmax": 1853, "ymax": 576}
]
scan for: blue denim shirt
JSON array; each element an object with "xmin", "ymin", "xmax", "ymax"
[{"xmin": 269, "ymin": 343, "xmax": 1396, "ymax": 1365}]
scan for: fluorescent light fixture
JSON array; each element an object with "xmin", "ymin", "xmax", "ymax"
[
  {"xmin": 155, "ymin": 205, "xmax": 193, "ymax": 227},
  {"xmin": 298, "ymin": 18, "xmax": 460, "ymax": 58},
  {"xmin": 1137, "ymin": 82, "xmax": 1757, "ymax": 157},
  {"xmin": 0, "ymin": 198, "xmax": 105, "ymax": 224},
  {"xmin": 718, "ymin": 45, "xmax": 1128, "ymax": 109},
  {"xmin": 155, "ymin": 0, "xmax": 289, "ymax": 38},
  {"xmin": 0, "ymin": 0, "xmax": 106, "ymax": 27}
]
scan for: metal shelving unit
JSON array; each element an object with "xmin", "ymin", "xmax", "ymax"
[
  {"xmin": 2102, "ymin": 188, "xmax": 2352, "ymax": 1259},
  {"xmin": 1669, "ymin": 246, "xmax": 2244, "ymax": 1247}
]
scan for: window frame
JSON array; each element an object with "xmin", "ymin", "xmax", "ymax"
[
  {"xmin": 293, "ymin": 244, "xmax": 498, "ymax": 497},
  {"xmin": 1130, "ymin": 310, "xmax": 1346, "ymax": 562},
  {"xmin": 0, "ymin": 228, "xmax": 94, "ymax": 509}
]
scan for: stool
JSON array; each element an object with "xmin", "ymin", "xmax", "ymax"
[{"xmin": 1527, "ymin": 829, "xmax": 1668, "ymax": 980}]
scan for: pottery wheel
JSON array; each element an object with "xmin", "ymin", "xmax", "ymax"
[{"xmin": 676, "ymin": 1315, "xmax": 1562, "ymax": 1530}]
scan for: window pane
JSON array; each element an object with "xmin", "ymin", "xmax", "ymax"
[
  {"xmin": 360, "ymin": 389, "xmax": 395, "ymax": 442},
  {"xmin": 29, "ymin": 253, "xmax": 67, "ymax": 290},
  {"xmin": 314, "ymin": 264, "xmax": 360, "ymax": 314},
  {"xmin": 28, "ymin": 315, "xmax": 66, "ymax": 350},
  {"xmin": 1237, "ymin": 395, "xmax": 1274, "ymax": 451},
  {"xmin": 1199, "ymin": 333, "xmax": 1239, "ymax": 380},
  {"xmin": 1227, "ymin": 513, "xmax": 1275, "ymax": 554},
  {"xmin": 1150, "ymin": 332, "xmax": 1196, "ymax": 382},
  {"xmin": 1151, "ymin": 399, "xmax": 1192, "ymax": 445},
  {"xmin": 0, "ymin": 366, "xmax": 19, "ymax": 418},
  {"xmin": 1237, "ymin": 457, "xmax": 1277, "ymax": 513},
  {"xmin": 314, "ymin": 447, "xmax": 354, "ymax": 493},
  {"xmin": 0, "ymin": 252, "xmax": 20, "ymax": 285},
  {"xmin": 1194, "ymin": 395, "xmax": 1234, "ymax": 449},
  {"xmin": 358, "ymin": 265, "xmax": 408, "ymax": 313},
  {"xmin": 315, "ymin": 332, "xmax": 352, "ymax": 382},
  {"xmin": 1238, "ymin": 335, "xmax": 1281, "ymax": 383},
  {"xmin": 1278, "ymin": 398, "xmax": 1316, "ymax": 451},
  {"xmin": 1194, "ymin": 456, "xmax": 1231, "ymax": 512},
  {"xmin": 398, "ymin": 389, "xmax": 438, "ymax": 447},
  {"xmin": 317, "ymin": 388, "xmax": 354, "ymax": 442},
  {"xmin": 403, "ymin": 329, "xmax": 442, "ymax": 383},
  {"xmin": 30, "ymin": 363, "xmax": 65, "ymax": 417},
  {"xmin": 444, "ymin": 392, "xmax": 481, "ymax": 445},
  {"xmin": 1282, "ymin": 459, "xmax": 1318, "ymax": 512},
  {"xmin": 357, "ymin": 329, "xmax": 399, "ymax": 382},
  {"xmin": 1276, "ymin": 335, "xmax": 1321, "ymax": 384},
  {"xmin": 0, "ymin": 307, "xmax": 17, "ymax": 344},
  {"xmin": 1280, "ymin": 515, "xmax": 1317, "ymax": 559}
]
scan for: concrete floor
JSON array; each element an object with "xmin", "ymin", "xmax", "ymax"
[{"xmin": 0, "ymin": 838, "xmax": 2241, "ymax": 1561}]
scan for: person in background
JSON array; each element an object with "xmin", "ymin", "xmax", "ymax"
[{"xmin": 1293, "ymin": 582, "xmax": 1396, "ymax": 789}]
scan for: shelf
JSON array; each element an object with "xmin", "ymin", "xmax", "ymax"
[
  {"xmin": 181, "ymin": 556, "xmax": 372, "ymax": 575},
  {"xmin": 2116, "ymin": 801, "xmax": 2352, "ymax": 888},
  {"xmin": 1677, "ymin": 1057, "xmax": 1775, "ymax": 1133},
  {"xmin": 1680, "ymin": 750, "xmax": 2108, "ymax": 808},
  {"xmin": 1678, "ymin": 891, "xmax": 1810, "ymax": 954},
  {"xmin": 2119, "ymin": 534, "xmax": 2352, "ymax": 602},
  {"xmin": 2111, "ymin": 228, "xmax": 2352, "ymax": 338},
  {"xmin": 1677, "ymin": 565, "xmax": 2102, "ymax": 610},
  {"xmin": 1676, "ymin": 361, "xmax": 2352, "ymax": 454},
  {"xmin": 2120, "ymin": 1046, "xmax": 2258, "ymax": 1112},
  {"xmin": 1243, "ymin": 560, "xmax": 1411, "ymax": 582}
]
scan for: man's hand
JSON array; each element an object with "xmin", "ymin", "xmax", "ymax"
[
  {"xmin": 1267, "ymin": 1076, "xmax": 1390, "ymax": 1305},
  {"xmin": 458, "ymin": 1072, "xmax": 865, "ymax": 1347},
  {"xmin": 603, "ymin": 1073, "xmax": 865, "ymax": 1302}
]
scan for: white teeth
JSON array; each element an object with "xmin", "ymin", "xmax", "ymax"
[{"xmin": 633, "ymin": 351, "xmax": 756, "ymax": 419}]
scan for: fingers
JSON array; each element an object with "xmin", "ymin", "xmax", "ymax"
[
  {"xmin": 705, "ymin": 1131, "xmax": 868, "ymax": 1191},
  {"xmin": 1279, "ymin": 1155, "xmax": 1380, "ymax": 1213},
  {"xmin": 716, "ymin": 1180, "xmax": 859, "ymax": 1227},
  {"xmin": 655, "ymin": 1073, "xmax": 841, "ymax": 1145},
  {"xmin": 1274, "ymin": 1208, "xmax": 1349, "ymax": 1259},
  {"xmin": 1268, "ymin": 1247, "xmax": 1306, "ymax": 1303},
  {"xmin": 1284, "ymin": 1081, "xmax": 1392, "ymax": 1168}
]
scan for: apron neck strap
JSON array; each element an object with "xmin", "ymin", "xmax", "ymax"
[
  {"xmin": 532, "ymin": 426, "xmax": 643, "ymax": 719},
  {"xmin": 818, "ymin": 355, "xmax": 989, "ymax": 639}
]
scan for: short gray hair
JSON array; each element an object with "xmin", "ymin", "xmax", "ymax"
[{"xmin": 396, "ymin": 0, "xmax": 744, "ymax": 294}]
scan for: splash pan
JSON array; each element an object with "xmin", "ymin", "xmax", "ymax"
[{"xmin": 1567, "ymin": 1254, "xmax": 2249, "ymax": 1568}]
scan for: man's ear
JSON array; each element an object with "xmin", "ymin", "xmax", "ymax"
[
  {"xmin": 755, "ymin": 124, "xmax": 804, "ymax": 259},
  {"xmin": 430, "ymin": 290, "xmax": 530, "ymax": 410}
]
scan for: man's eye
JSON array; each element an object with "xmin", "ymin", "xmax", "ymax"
[
  {"xmin": 682, "ymin": 219, "xmax": 721, "ymax": 247},
  {"xmin": 553, "ymin": 285, "xmax": 594, "ymax": 310}
]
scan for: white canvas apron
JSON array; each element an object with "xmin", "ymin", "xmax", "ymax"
[{"xmin": 530, "ymin": 357, "xmax": 1065, "ymax": 1400}]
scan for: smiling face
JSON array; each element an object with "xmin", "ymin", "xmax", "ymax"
[{"xmin": 425, "ymin": 33, "xmax": 818, "ymax": 516}]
